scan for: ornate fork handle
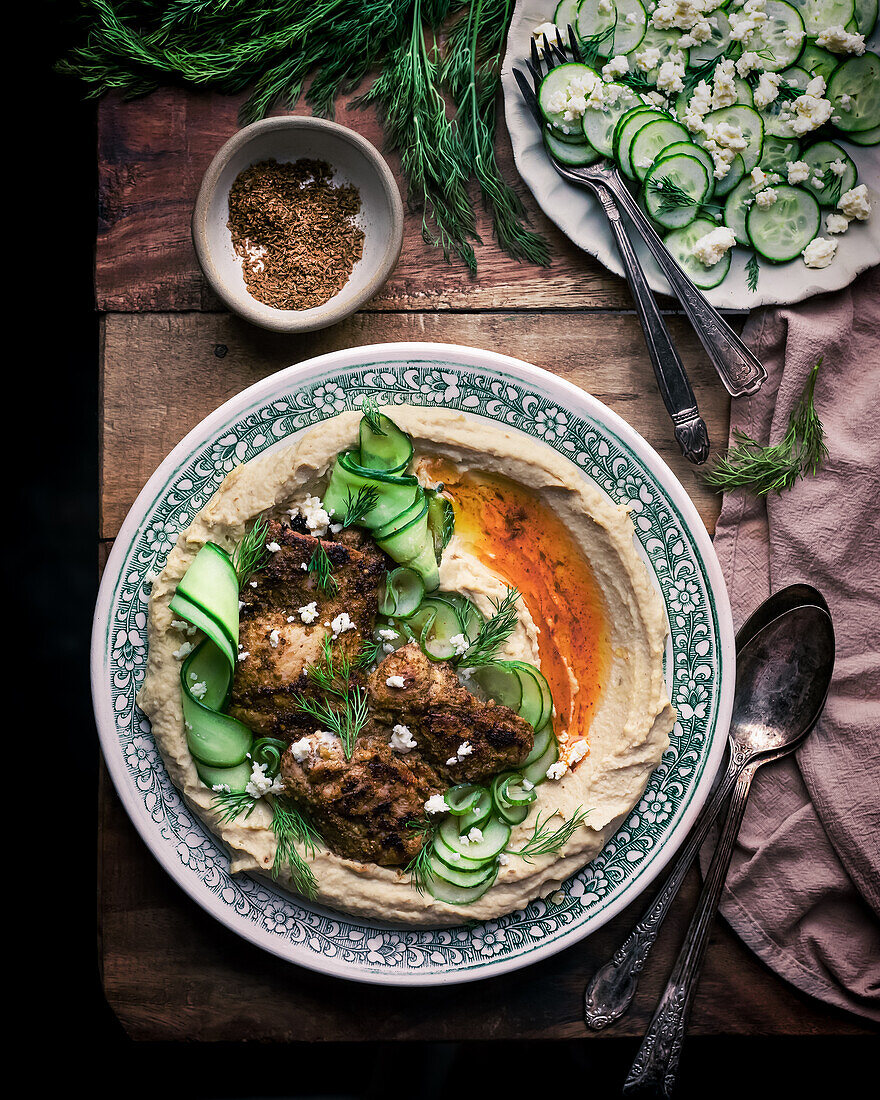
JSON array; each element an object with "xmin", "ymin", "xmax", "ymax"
[
  {"xmin": 587, "ymin": 179, "xmax": 709, "ymax": 465},
  {"xmin": 598, "ymin": 173, "xmax": 767, "ymax": 399},
  {"xmin": 584, "ymin": 744, "xmax": 744, "ymax": 1028},
  {"xmin": 622, "ymin": 761, "xmax": 759, "ymax": 1098}
]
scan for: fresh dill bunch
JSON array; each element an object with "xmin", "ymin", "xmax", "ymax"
[
  {"xmin": 342, "ymin": 485, "xmax": 381, "ymax": 528},
  {"xmin": 293, "ymin": 637, "xmax": 369, "ymax": 758},
  {"xmin": 360, "ymin": 396, "xmax": 387, "ymax": 436},
  {"xmin": 404, "ymin": 817, "xmax": 436, "ymax": 892},
  {"xmin": 456, "ymin": 586, "xmax": 521, "ymax": 667},
  {"xmin": 705, "ymin": 359, "xmax": 828, "ymax": 496},
  {"xmin": 746, "ymin": 251, "xmax": 760, "ymax": 293},
  {"xmin": 270, "ymin": 796, "xmax": 321, "ymax": 900},
  {"xmin": 308, "ymin": 543, "xmax": 338, "ymax": 594},
  {"xmin": 507, "ymin": 806, "xmax": 591, "ymax": 863},
  {"xmin": 232, "ymin": 515, "xmax": 270, "ymax": 589}
]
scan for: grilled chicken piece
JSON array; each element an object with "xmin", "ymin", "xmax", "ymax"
[
  {"xmin": 280, "ymin": 725, "xmax": 444, "ymax": 866},
  {"xmin": 367, "ymin": 642, "xmax": 534, "ymax": 783},
  {"xmin": 228, "ymin": 519, "xmax": 385, "ymax": 738}
]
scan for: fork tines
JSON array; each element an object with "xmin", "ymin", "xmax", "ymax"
[{"xmin": 528, "ymin": 24, "xmax": 581, "ymax": 92}]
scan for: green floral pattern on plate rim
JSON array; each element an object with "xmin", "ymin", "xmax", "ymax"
[{"xmin": 92, "ymin": 343, "xmax": 734, "ymax": 986}]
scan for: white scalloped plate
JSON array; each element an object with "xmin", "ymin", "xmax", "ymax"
[
  {"xmin": 92, "ymin": 342, "xmax": 734, "ymax": 985},
  {"xmin": 502, "ymin": 1, "xmax": 880, "ymax": 307}
]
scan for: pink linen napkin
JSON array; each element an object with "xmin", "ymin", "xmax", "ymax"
[{"xmin": 704, "ymin": 265, "xmax": 880, "ymax": 1021}]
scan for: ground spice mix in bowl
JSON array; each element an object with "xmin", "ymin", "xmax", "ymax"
[
  {"xmin": 228, "ymin": 159, "xmax": 365, "ymax": 312},
  {"xmin": 192, "ymin": 117, "xmax": 404, "ymax": 334}
]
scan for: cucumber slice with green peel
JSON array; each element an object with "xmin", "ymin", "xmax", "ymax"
[
  {"xmin": 553, "ymin": 0, "xmax": 580, "ymax": 29},
  {"xmin": 630, "ymin": 25, "xmax": 690, "ymax": 82},
  {"xmin": 425, "ymin": 864, "xmax": 498, "ymax": 904},
  {"xmin": 630, "ymin": 118, "xmax": 691, "ymax": 181},
  {"xmin": 506, "ymin": 661, "xmax": 546, "ymax": 727},
  {"xmin": 548, "ymin": 123, "xmax": 595, "ymax": 145},
  {"xmin": 375, "ymin": 498, "xmax": 429, "ymax": 563},
  {"xmin": 401, "ymin": 540, "xmax": 440, "ymax": 592},
  {"xmin": 644, "ymin": 153, "xmax": 711, "ymax": 229},
  {"xmin": 582, "ymin": 83, "xmax": 642, "ymax": 156},
  {"xmin": 427, "ymin": 850, "xmax": 498, "ymax": 890},
  {"xmin": 688, "ymin": 9, "xmax": 731, "ymax": 66},
  {"xmin": 426, "ymin": 489, "xmax": 454, "ymax": 558},
  {"xmin": 492, "ymin": 771, "xmax": 538, "ymax": 809},
  {"xmin": 746, "ymin": 184, "xmax": 821, "ymax": 261},
  {"xmin": 853, "ymin": 0, "xmax": 878, "ymax": 31},
  {"xmin": 575, "ymin": 0, "xmax": 617, "ymax": 54},
  {"xmin": 410, "ymin": 596, "xmax": 467, "ymax": 661},
  {"xmin": 430, "ymin": 591, "xmax": 484, "ymax": 642},
  {"xmin": 371, "ymin": 489, "xmax": 427, "ymax": 541},
  {"xmin": 841, "ymin": 122, "xmax": 880, "ymax": 146},
  {"xmin": 174, "ymin": 541, "xmax": 240, "ymax": 651},
  {"xmin": 787, "ymin": 0, "xmax": 854, "ymax": 36},
  {"xmin": 168, "ymin": 590, "xmax": 237, "ymax": 671},
  {"xmin": 697, "ymin": 105, "xmax": 764, "ymax": 171},
  {"xmin": 743, "ymin": 1, "xmax": 807, "ymax": 72},
  {"xmin": 445, "ymin": 783, "xmax": 485, "ymax": 816},
  {"xmin": 180, "ymin": 634, "xmax": 233, "ymax": 713},
  {"xmin": 827, "ymin": 53, "xmax": 880, "ymax": 132},
  {"xmin": 324, "ymin": 453, "xmax": 420, "ymax": 529},
  {"xmin": 468, "ymin": 662, "xmax": 523, "ymax": 713},
  {"xmin": 195, "ymin": 758, "xmax": 253, "ymax": 794},
  {"xmin": 665, "ymin": 216, "xmax": 734, "ymax": 289},
  {"xmin": 724, "ymin": 176, "xmax": 757, "ymax": 245},
  {"xmin": 799, "ymin": 141, "xmax": 857, "ymax": 205},
  {"xmin": 358, "ymin": 410, "xmax": 413, "ymax": 472},
  {"xmin": 522, "ymin": 722, "xmax": 554, "ymax": 769},
  {"xmin": 760, "ymin": 135, "xmax": 801, "ymax": 175},
  {"xmin": 543, "ymin": 128, "xmax": 602, "ymax": 166},
  {"xmin": 538, "ymin": 62, "xmax": 601, "ymax": 129},
  {"xmin": 656, "ymin": 140, "xmax": 715, "ymax": 182},
  {"xmin": 521, "ymin": 733, "xmax": 560, "ymax": 785},
  {"xmin": 378, "ymin": 566, "xmax": 425, "ymax": 619},
  {"xmin": 431, "ymin": 831, "xmax": 489, "ymax": 873},
  {"xmin": 796, "ymin": 43, "xmax": 841, "ymax": 83},
  {"xmin": 759, "ymin": 66, "xmax": 810, "ymax": 139},
  {"xmin": 438, "ymin": 814, "xmax": 511, "ymax": 861},
  {"xmin": 181, "ymin": 648, "xmax": 253, "ymax": 768},
  {"xmin": 615, "ymin": 108, "xmax": 667, "ymax": 178},
  {"xmin": 713, "ymin": 153, "xmax": 746, "ymax": 197},
  {"xmin": 457, "ymin": 788, "xmax": 493, "ymax": 832},
  {"xmin": 372, "ymin": 616, "xmax": 411, "ymax": 652},
  {"xmin": 606, "ymin": 0, "xmax": 648, "ymax": 55}
]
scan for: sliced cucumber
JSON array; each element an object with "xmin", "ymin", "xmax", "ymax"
[
  {"xmin": 174, "ymin": 541, "xmax": 240, "ymax": 653},
  {"xmin": 630, "ymin": 118, "xmax": 690, "ymax": 181},
  {"xmin": 607, "ymin": 0, "xmax": 648, "ymax": 55},
  {"xmin": 724, "ymin": 176, "xmax": 757, "ymax": 245},
  {"xmin": 538, "ymin": 62, "xmax": 600, "ymax": 129},
  {"xmin": 181, "ymin": 647, "xmax": 253, "ymax": 768},
  {"xmin": 425, "ymin": 864, "xmax": 498, "ymax": 904},
  {"xmin": 615, "ymin": 108, "xmax": 667, "ymax": 178},
  {"xmin": 631, "ymin": 25, "xmax": 689, "ymax": 83},
  {"xmin": 521, "ymin": 733, "xmax": 560, "ymax": 785},
  {"xmin": 427, "ymin": 850, "xmax": 497, "ymax": 890},
  {"xmin": 426, "ymin": 489, "xmax": 454, "ymax": 558},
  {"xmin": 797, "ymin": 43, "xmax": 841, "ymax": 83},
  {"xmin": 689, "ymin": 10, "xmax": 731, "ymax": 66},
  {"xmin": 853, "ymin": 0, "xmax": 879, "ymax": 32},
  {"xmin": 438, "ymin": 814, "xmax": 511, "ymax": 861},
  {"xmin": 665, "ymin": 216, "xmax": 733, "ymax": 289},
  {"xmin": 713, "ymin": 153, "xmax": 746, "ymax": 197},
  {"xmin": 656, "ymin": 140, "xmax": 715, "ymax": 182},
  {"xmin": 468, "ymin": 662, "xmax": 523, "ymax": 712},
  {"xmin": 445, "ymin": 783, "xmax": 484, "ymax": 816},
  {"xmin": 432, "ymin": 831, "xmax": 489, "ymax": 873},
  {"xmin": 543, "ymin": 127, "xmax": 602, "ymax": 166},
  {"xmin": 506, "ymin": 662, "xmax": 546, "ymax": 728},
  {"xmin": 760, "ymin": 66, "xmax": 810, "ymax": 139},
  {"xmin": 760, "ymin": 134, "xmax": 801, "ymax": 175},
  {"xmin": 576, "ymin": 0, "xmax": 618, "ymax": 52},
  {"xmin": 827, "ymin": 53, "xmax": 880, "ymax": 133},
  {"xmin": 842, "ymin": 122, "xmax": 880, "ymax": 146},
  {"xmin": 698, "ymin": 105, "xmax": 764, "ymax": 172},
  {"xmin": 458, "ymin": 788, "xmax": 493, "ymax": 832},
  {"xmin": 744, "ymin": 1, "xmax": 807, "ymax": 72},
  {"xmin": 582, "ymin": 82, "xmax": 642, "ymax": 156},
  {"xmin": 195, "ymin": 758, "xmax": 253, "ymax": 794},
  {"xmin": 644, "ymin": 153, "xmax": 711, "ymax": 229},
  {"xmin": 553, "ymin": 0, "xmax": 580, "ymax": 30},
  {"xmin": 799, "ymin": 141, "xmax": 857, "ymax": 205},
  {"xmin": 746, "ymin": 184, "xmax": 821, "ymax": 262},
  {"xmin": 358, "ymin": 409, "xmax": 413, "ymax": 472},
  {"xmin": 521, "ymin": 722, "xmax": 553, "ymax": 768},
  {"xmin": 787, "ymin": 0, "xmax": 854, "ymax": 37}
]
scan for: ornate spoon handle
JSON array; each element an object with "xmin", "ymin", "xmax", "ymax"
[
  {"xmin": 584, "ymin": 745, "xmax": 742, "ymax": 1029},
  {"xmin": 622, "ymin": 761, "xmax": 759, "ymax": 1098}
]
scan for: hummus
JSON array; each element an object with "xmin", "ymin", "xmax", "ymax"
[{"xmin": 137, "ymin": 407, "xmax": 675, "ymax": 925}]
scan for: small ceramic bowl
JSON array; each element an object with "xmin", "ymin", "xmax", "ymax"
[{"xmin": 192, "ymin": 116, "xmax": 404, "ymax": 333}]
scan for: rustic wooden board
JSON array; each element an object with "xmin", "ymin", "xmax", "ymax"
[
  {"xmin": 97, "ymin": 87, "xmax": 640, "ymax": 313},
  {"xmin": 100, "ymin": 310, "xmax": 731, "ymax": 540}
]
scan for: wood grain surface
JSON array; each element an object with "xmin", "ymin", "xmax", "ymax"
[{"xmin": 96, "ymin": 83, "xmax": 871, "ymax": 1043}]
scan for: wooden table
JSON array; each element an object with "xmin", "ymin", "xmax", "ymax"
[{"xmin": 97, "ymin": 84, "xmax": 871, "ymax": 1043}]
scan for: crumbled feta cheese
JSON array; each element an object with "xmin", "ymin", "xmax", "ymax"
[
  {"xmin": 679, "ymin": 19, "xmax": 712, "ymax": 47},
  {"xmin": 598, "ymin": 0, "xmax": 613, "ymax": 12},
  {"xmin": 237, "ymin": 650, "xmax": 249, "ymax": 661},
  {"xmin": 522, "ymin": 778, "xmax": 535, "ymax": 791},
  {"xmin": 816, "ymin": 25, "xmax": 866, "ymax": 54},
  {"xmin": 802, "ymin": 237, "xmax": 837, "ymax": 268},
  {"xmin": 805, "ymin": 74, "xmax": 826, "ymax": 98},
  {"xmin": 190, "ymin": 680, "xmax": 208, "ymax": 700},
  {"xmin": 546, "ymin": 68, "xmax": 605, "ymax": 120},
  {"xmin": 601, "ymin": 54, "xmax": 630, "ymax": 81},
  {"xmin": 684, "ymin": 79, "xmax": 713, "ymax": 133},
  {"xmin": 829, "ymin": 159, "xmax": 847, "ymax": 177},
  {"xmin": 729, "ymin": 0, "xmax": 768, "ymax": 42},
  {"xmin": 290, "ymin": 737, "xmax": 312, "ymax": 763},
  {"xmin": 651, "ymin": 0, "xmax": 704, "ymax": 31},
  {"xmin": 787, "ymin": 160, "xmax": 810, "ymax": 184},
  {"xmin": 812, "ymin": 174, "xmax": 826, "ymax": 190},
  {"xmin": 752, "ymin": 71, "xmax": 781, "ymax": 108},
  {"xmin": 457, "ymin": 741, "xmax": 473, "ymax": 757},
  {"xmin": 268, "ymin": 628, "xmax": 280, "ymax": 648},
  {"xmin": 735, "ymin": 51, "xmax": 763, "ymax": 77},
  {"xmin": 390, "ymin": 723, "xmax": 417, "ymax": 753},
  {"xmin": 298, "ymin": 601, "xmax": 319, "ymax": 624},
  {"xmin": 425, "ymin": 794, "xmax": 449, "ymax": 815},
  {"xmin": 755, "ymin": 187, "xmax": 777, "ymax": 207},
  {"xmin": 825, "ymin": 213, "xmax": 850, "ymax": 234},
  {"xmin": 288, "ymin": 494, "xmax": 331, "ymax": 537},
  {"xmin": 449, "ymin": 632, "xmax": 471, "ymax": 656},
  {"xmin": 498, "ymin": 853, "xmax": 510, "ymax": 866},
  {"xmin": 749, "ymin": 166, "xmax": 769, "ymax": 192},
  {"xmin": 377, "ymin": 627, "xmax": 399, "ymax": 641},
  {"xmin": 173, "ymin": 641, "xmax": 194, "ymax": 661},
  {"xmin": 171, "ymin": 619, "xmax": 198, "ymax": 637},
  {"xmin": 790, "ymin": 94, "xmax": 833, "ymax": 135},
  {"xmin": 692, "ymin": 225, "xmax": 737, "ymax": 266},
  {"xmin": 330, "ymin": 612, "xmax": 356, "ymax": 638},
  {"xmin": 839, "ymin": 184, "xmax": 871, "ymax": 220},
  {"xmin": 386, "ymin": 674, "xmax": 406, "ymax": 688},
  {"xmin": 546, "ymin": 761, "xmax": 569, "ymax": 781},
  {"xmin": 838, "ymin": 93, "xmax": 852, "ymax": 111},
  {"xmin": 703, "ymin": 120, "xmax": 748, "ymax": 179},
  {"xmin": 531, "ymin": 21, "xmax": 561, "ymax": 45},
  {"xmin": 246, "ymin": 761, "xmax": 284, "ymax": 799},
  {"xmin": 657, "ymin": 59, "xmax": 686, "ymax": 93},
  {"xmin": 266, "ymin": 541, "xmax": 281, "ymax": 553},
  {"xmin": 711, "ymin": 58, "xmax": 738, "ymax": 109},
  {"xmin": 635, "ymin": 45, "xmax": 663, "ymax": 72}
]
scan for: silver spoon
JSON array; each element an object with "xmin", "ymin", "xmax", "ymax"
[
  {"xmin": 583, "ymin": 584, "xmax": 830, "ymax": 1029},
  {"xmin": 622, "ymin": 600, "xmax": 835, "ymax": 1097}
]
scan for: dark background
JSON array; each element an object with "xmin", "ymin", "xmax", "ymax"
[{"xmin": 31, "ymin": 1, "xmax": 875, "ymax": 1094}]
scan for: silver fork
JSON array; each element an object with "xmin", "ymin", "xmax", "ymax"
[{"xmin": 516, "ymin": 30, "xmax": 767, "ymax": 409}]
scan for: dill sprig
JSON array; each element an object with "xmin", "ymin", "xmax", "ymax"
[
  {"xmin": 705, "ymin": 359, "xmax": 828, "ymax": 496},
  {"xmin": 232, "ymin": 515, "xmax": 270, "ymax": 589},
  {"xmin": 292, "ymin": 637, "xmax": 370, "ymax": 758},
  {"xmin": 745, "ymin": 251, "xmax": 760, "ymax": 293},
  {"xmin": 507, "ymin": 806, "xmax": 591, "ymax": 863},
  {"xmin": 360, "ymin": 396, "xmax": 387, "ymax": 436},
  {"xmin": 577, "ymin": 22, "xmax": 617, "ymax": 71},
  {"xmin": 308, "ymin": 543, "xmax": 338, "ymax": 594},
  {"xmin": 403, "ymin": 817, "xmax": 436, "ymax": 892},
  {"xmin": 456, "ymin": 585, "xmax": 520, "ymax": 667},
  {"xmin": 354, "ymin": 636, "xmax": 384, "ymax": 670},
  {"xmin": 342, "ymin": 485, "xmax": 381, "ymax": 528},
  {"xmin": 646, "ymin": 175, "xmax": 721, "ymax": 219}
]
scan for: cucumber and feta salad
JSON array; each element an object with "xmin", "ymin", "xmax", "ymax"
[{"xmin": 535, "ymin": 0, "xmax": 876, "ymax": 282}]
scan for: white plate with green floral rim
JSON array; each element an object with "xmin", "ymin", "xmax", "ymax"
[
  {"xmin": 502, "ymin": 1, "xmax": 880, "ymax": 309},
  {"xmin": 92, "ymin": 341, "xmax": 734, "ymax": 986}
]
